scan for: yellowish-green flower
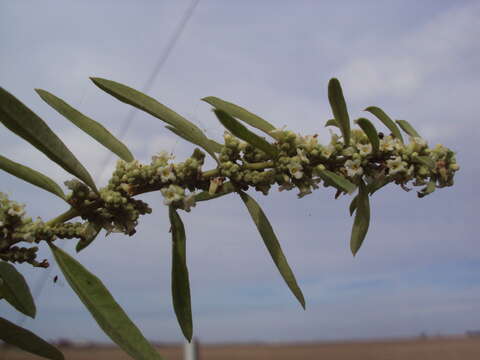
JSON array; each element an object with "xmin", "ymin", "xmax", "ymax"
[
  {"xmin": 7, "ymin": 203, "xmax": 25, "ymax": 217},
  {"xmin": 161, "ymin": 184, "xmax": 184, "ymax": 205},
  {"xmin": 157, "ymin": 165, "xmax": 176, "ymax": 183},
  {"xmin": 379, "ymin": 136, "xmax": 395, "ymax": 152},
  {"xmin": 386, "ymin": 156, "xmax": 407, "ymax": 175},
  {"xmin": 357, "ymin": 143, "xmax": 372, "ymax": 157},
  {"xmin": 287, "ymin": 160, "xmax": 303, "ymax": 179},
  {"xmin": 320, "ymin": 144, "xmax": 335, "ymax": 158},
  {"xmin": 345, "ymin": 159, "xmax": 363, "ymax": 177}
]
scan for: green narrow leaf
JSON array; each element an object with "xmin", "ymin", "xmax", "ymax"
[
  {"xmin": 355, "ymin": 118, "xmax": 380, "ymax": 153},
  {"xmin": 49, "ymin": 244, "xmax": 163, "ymax": 360},
  {"xmin": 0, "ymin": 88, "xmax": 97, "ymax": 192},
  {"xmin": 349, "ymin": 177, "xmax": 389, "ymax": 216},
  {"xmin": 214, "ymin": 110, "xmax": 278, "ymax": 158},
  {"xmin": 328, "ymin": 78, "xmax": 351, "ymax": 146},
  {"xmin": 238, "ymin": 191, "xmax": 305, "ymax": 309},
  {"xmin": 364, "ymin": 106, "xmax": 404, "ymax": 143},
  {"xmin": 349, "ymin": 196, "xmax": 357, "ymax": 216},
  {"xmin": 414, "ymin": 156, "xmax": 435, "ymax": 169},
  {"xmin": 0, "ymin": 154, "xmax": 65, "ymax": 200},
  {"xmin": 418, "ymin": 180, "xmax": 436, "ymax": 198},
  {"xmin": 195, "ymin": 182, "xmax": 235, "ymax": 202},
  {"xmin": 202, "ymin": 96, "xmax": 277, "ymax": 138},
  {"xmin": 168, "ymin": 207, "xmax": 193, "ymax": 342},
  {"xmin": 76, "ymin": 222, "xmax": 102, "ymax": 253},
  {"xmin": 90, "ymin": 77, "xmax": 219, "ymax": 160},
  {"xmin": 350, "ymin": 180, "xmax": 370, "ymax": 256},
  {"xmin": 324, "ymin": 118, "xmax": 339, "ymax": 128},
  {"xmin": 0, "ymin": 317, "xmax": 64, "ymax": 360},
  {"xmin": 395, "ymin": 119, "xmax": 420, "ymax": 138},
  {"xmin": 0, "ymin": 261, "xmax": 36, "ymax": 318},
  {"xmin": 36, "ymin": 89, "xmax": 134, "ymax": 162},
  {"xmin": 317, "ymin": 170, "xmax": 356, "ymax": 194}
]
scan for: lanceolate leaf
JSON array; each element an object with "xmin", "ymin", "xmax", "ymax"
[
  {"xmin": 238, "ymin": 191, "xmax": 305, "ymax": 309},
  {"xmin": 202, "ymin": 96, "xmax": 276, "ymax": 138},
  {"xmin": 0, "ymin": 261, "xmax": 36, "ymax": 318},
  {"xmin": 317, "ymin": 170, "xmax": 356, "ymax": 194},
  {"xmin": 90, "ymin": 77, "xmax": 219, "ymax": 160},
  {"xmin": 350, "ymin": 180, "xmax": 370, "ymax": 256},
  {"xmin": 349, "ymin": 196, "xmax": 357, "ymax": 216},
  {"xmin": 168, "ymin": 207, "xmax": 193, "ymax": 342},
  {"xmin": 0, "ymin": 317, "xmax": 64, "ymax": 360},
  {"xmin": 75, "ymin": 222, "xmax": 102, "ymax": 253},
  {"xmin": 214, "ymin": 109, "xmax": 278, "ymax": 158},
  {"xmin": 355, "ymin": 118, "xmax": 380, "ymax": 153},
  {"xmin": 35, "ymin": 89, "xmax": 134, "ymax": 162},
  {"xmin": 324, "ymin": 118, "xmax": 339, "ymax": 128},
  {"xmin": 0, "ymin": 261, "xmax": 37, "ymax": 318},
  {"xmin": 328, "ymin": 78, "xmax": 351, "ymax": 146},
  {"xmin": 396, "ymin": 119, "xmax": 420, "ymax": 138},
  {"xmin": 0, "ymin": 88, "xmax": 97, "ymax": 192},
  {"xmin": 49, "ymin": 244, "xmax": 163, "ymax": 360},
  {"xmin": 0, "ymin": 154, "xmax": 65, "ymax": 200},
  {"xmin": 364, "ymin": 106, "xmax": 404, "ymax": 143}
]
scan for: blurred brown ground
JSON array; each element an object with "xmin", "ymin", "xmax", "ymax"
[{"xmin": 3, "ymin": 336, "xmax": 480, "ymax": 360}]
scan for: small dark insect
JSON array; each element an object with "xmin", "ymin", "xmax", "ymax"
[
  {"xmin": 53, "ymin": 275, "xmax": 58, "ymax": 283},
  {"xmin": 378, "ymin": 132, "xmax": 385, "ymax": 139}
]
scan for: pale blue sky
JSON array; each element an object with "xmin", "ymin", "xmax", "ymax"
[{"xmin": 0, "ymin": 0, "xmax": 479, "ymax": 344}]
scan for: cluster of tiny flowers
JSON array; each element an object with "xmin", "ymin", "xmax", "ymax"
[
  {"xmin": 1, "ymin": 193, "xmax": 63, "ymax": 266},
  {"xmin": 107, "ymin": 149, "xmax": 205, "ymax": 213},
  {"xmin": 0, "ymin": 121, "xmax": 459, "ymax": 267},
  {"xmin": 211, "ymin": 127, "xmax": 458, "ymax": 199},
  {"xmin": 65, "ymin": 180, "xmax": 151, "ymax": 236}
]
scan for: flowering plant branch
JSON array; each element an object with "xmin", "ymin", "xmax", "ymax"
[{"xmin": 0, "ymin": 78, "xmax": 458, "ymax": 360}]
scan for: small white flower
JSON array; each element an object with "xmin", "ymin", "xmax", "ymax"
[
  {"xmin": 379, "ymin": 137, "xmax": 395, "ymax": 152},
  {"xmin": 152, "ymin": 151, "xmax": 173, "ymax": 167},
  {"xmin": 161, "ymin": 185, "xmax": 184, "ymax": 205},
  {"xmin": 320, "ymin": 144, "xmax": 335, "ymax": 158},
  {"xmin": 0, "ymin": 220, "xmax": 4, "ymax": 227},
  {"xmin": 287, "ymin": 160, "xmax": 303, "ymax": 179},
  {"xmin": 345, "ymin": 159, "xmax": 363, "ymax": 177},
  {"xmin": 357, "ymin": 143, "xmax": 372, "ymax": 156},
  {"xmin": 386, "ymin": 156, "xmax": 407, "ymax": 175},
  {"xmin": 7, "ymin": 203, "xmax": 25, "ymax": 217},
  {"xmin": 157, "ymin": 165, "xmax": 176, "ymax": 183}
]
